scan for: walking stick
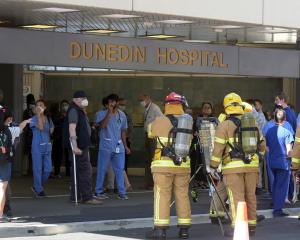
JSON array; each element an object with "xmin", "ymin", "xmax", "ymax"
[{"xmin": 70, "ymin": 140, "xmax": 78, "ymax": 205}]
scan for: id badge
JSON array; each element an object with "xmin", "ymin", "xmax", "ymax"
[{"xmin": 115, "ymin": 147, "xmax": 120, "ymax": 153}]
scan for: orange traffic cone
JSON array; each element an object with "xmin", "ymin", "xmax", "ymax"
[{"xmin": 233, "ymin": 201, "xmax": 249, "ymax": 240}]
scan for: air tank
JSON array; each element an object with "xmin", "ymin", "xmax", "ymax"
[{"xmin": 175, "ymin": 114, "xmax": 193, "ymax": 159}]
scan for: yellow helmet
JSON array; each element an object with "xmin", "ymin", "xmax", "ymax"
[{"xmin": 223, "ymin": 93, "xmax": 244, "ymax": 115}]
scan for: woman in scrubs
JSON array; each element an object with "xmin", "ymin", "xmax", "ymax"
[{"xmin": 30, "ymin": 100, "xmax": 54, "ymax": 197}]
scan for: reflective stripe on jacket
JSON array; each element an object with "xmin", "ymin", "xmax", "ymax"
[{"xmin": 210, "ymin": 118, "xmax": 265, "ymax": 174}]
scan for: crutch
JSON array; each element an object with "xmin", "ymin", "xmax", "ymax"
[{"xmin": 70, "ymin": 140, "xmax": 78, "ymax": 205}]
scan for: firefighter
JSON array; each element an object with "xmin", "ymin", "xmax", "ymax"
[
  {"xmin": 145, "ymin": 92, "xmax": 192, "ymax": 240},
  {"xmin": 290, "ymin": 124, "xmax": 300, "ymax": 218},
  {"xmin": 208, "ymin": 93, "xmax": 265, "ymax": 237}
]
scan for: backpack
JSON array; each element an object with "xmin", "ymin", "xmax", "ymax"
[
  {"xmin": 227, "ymin": 113, "xmax": 260, "ymax": 164},
  {"xmin": 0, "ymin": 128, "xmax": 12, "ymax": 164}
]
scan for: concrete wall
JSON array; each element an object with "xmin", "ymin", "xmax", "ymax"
[{"xmin": 43, "ymin": 74, "xmax": 283, "ymax": 167}]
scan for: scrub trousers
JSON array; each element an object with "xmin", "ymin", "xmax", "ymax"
[
  {"xmin": 223, "ymin": 172, "xmax": 258, "ymax": 228},
  {"xmin": 32, "ymin": 148, "xmax": 52, "ymax": 193},
  {"xmin": 95, "ymin": 149, "xmax": 126, "ymax": 196},
  {"xmin": 271, "ymin": 168, "xmax": 290, "ymax": 215}
]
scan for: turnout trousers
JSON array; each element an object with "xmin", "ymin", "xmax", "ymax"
[
  {"xmin": 153, "ymin": 172, "xmax": 191, "ymax": 228},
  {"xmin": 223, "ymin": 172, "xmax": 258, "ymax": 228}
]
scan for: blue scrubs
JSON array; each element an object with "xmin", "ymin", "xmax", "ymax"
[
  {"xmin": 30, "ymin": 116, "xmax": 53, "ymax": 193},
  {"xmin": 266, "ymin": 124, "xmax": 294, "ymax": 215},
  {"xmin": 263, "ymin": 120, "xmax": 294, "ymax": 193},
  {"xmin": 284, "ymin": 107, "xmax": 297, "ymax": 132},
  {"xmin": 95, "ymin": 110, "xmax": 128, "ymax": 196}
]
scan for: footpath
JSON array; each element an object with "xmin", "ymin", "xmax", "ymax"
[{"xmin": 0, "ymin": 176, "xmax": 299, "ymax": 238}]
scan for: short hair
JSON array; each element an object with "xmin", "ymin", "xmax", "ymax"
[
  {"xmin": 253, "ymin": 99, "xmax": 262, "ymax": 105},
  {"xmin": 201, "ymin": 102, "xmax": 213, "ymax": 110},
  {"xmin": 106, "ymin": 94, "xmax": 119, "ymax": 102},
  {"xmin": 36, "ymin": 99, "xmax": 47, "ymax": 106},
  {"xmin": 245, "ymin": 99, "xmax": 254, "ymax": 105},
  {"xmin": 276, "ymin": 92, "xmax": 288, "ymax": 102}
]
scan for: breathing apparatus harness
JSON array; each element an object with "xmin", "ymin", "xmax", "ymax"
[
  {"xmin": 158, "ymin": 114, "xmax": 193, "ymax": 166},
  {"xmin": 227, "ymin": 116, "xmax": 260, "ymax": 164}
]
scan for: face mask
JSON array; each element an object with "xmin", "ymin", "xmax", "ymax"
[
  {"xmin": 36, "ymin": 106, "xmax": 44, "ymax": 113},
  {"xmin": 62, "ymin": 105, "xmax": 69, "ymax": 112},
  {"xmin": 140, "ymin": 101, "xmax": 146, "ymax": 107},
  {"xmin": 81, "ymin": 99, "xmax": 89, "ymax": 107},
  {"xmin": 119, "ymin": 105, "xmax": 126, "ymax": 111}
]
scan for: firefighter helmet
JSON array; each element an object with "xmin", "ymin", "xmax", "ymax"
[
  {"xmin": 165, "ymin": 92, "xmax": 188, "ymax": 107},
  {"xmin": 223, "ymin": 93, "xmax": 244, "ymax": 115}
]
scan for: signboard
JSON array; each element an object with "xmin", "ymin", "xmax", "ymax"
[{"xmin": 0, "ymin": 27, "xmax": 299, "ymax": 77}]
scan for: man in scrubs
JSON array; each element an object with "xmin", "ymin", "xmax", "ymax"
[{"xmin": 94, "ymin": 94, "xmax": 130, "ymax": 200}]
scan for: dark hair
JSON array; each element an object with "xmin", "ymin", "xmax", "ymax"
[
  {"xmin": 276, "ymin": 92, "xmax": 288, "ymax": 102},
  {"xmin": 274, "ymin": 109, "xmax": 286, "ymax": 123},
  {"xmin": 201, "ymin": 102, "xmax": 213, "ymax": 110},
  {"xmin": 254, "ymin": 99, "xmax": 262, "ymax": 105},
  {"xmin": 106, "ymin": 94, "xmax": 119, "ymax": 102},
  {"xmin": 60, "ymin": 99, "xmax": 69, "ymax": 105},
  {"xmin": 245, "ymin": 99, "xmax": 254, "ymax": 105},
  {"xmin": 3, "ymin": 109, "xmax": 13, "ymax": 122},
  {"xmin": 36, "ymin": 99, "xmax": 47, "ymax": 106},
  {"xmin": 26, "ymin": 94, "xmax": 35, "ymax": 104}
]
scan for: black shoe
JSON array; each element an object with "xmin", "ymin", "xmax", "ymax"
[
  {"xmin": 179, "ymin": 228, "xmax": 189, "ymax": 239},
  {"xmin": 31, "ymin": 187, "xmax": 46, "ymax": 198},
  {"xmin": 145, "ymin": 228, "xmax": 167, "ymax": 239},
  {"xmin": 257, "ymin": 215, "xmax": 265, "ymax": 222},
  {"xmin": 273, "ymin": 212, "xmax": 289, "ymax": 217},
  {"xmin": 3, "ymin": 204, "xmax": 12, "ymax": 217},
  {"xmin": 249, "ymin": 227, "xmax": 256, "ymax": 236}
]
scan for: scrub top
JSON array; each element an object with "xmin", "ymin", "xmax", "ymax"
[
  {"xmin": 30, "ymin": 115, "xmax": 54, "ymax": 148},
  {"xmin": 284, "ymin": 106, "xmax": 297, "ymax": 132},
  {"xmin": 263, "ymin": 120, "xmax": 294, "ymax": 137},
  {"xmin": 95, "ymin": 110, "xmax": 128, "ymax": 153},
  {"xmin": 266, "ymin": 124, "xmax": 294, "ymax": 170}
]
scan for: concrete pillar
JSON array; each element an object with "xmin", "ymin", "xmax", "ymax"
[
  {"xmin": 283, "ymin": 78, "xmax": 297, "ymax": 109},
  {"xmin": 0, "ymin": 64, "xmax": 24, "ymax": 175}
]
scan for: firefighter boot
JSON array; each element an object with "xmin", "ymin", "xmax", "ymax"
[
  {"xmin": 178, "ymin": 227, "xmax": 189, "ymax": 239},
  {"xmin": 249, "ymin": 226, "xmax": 256, "ymax": 236},
  {"xmin": 145, "ymin": 227, "xmax": 167, "ymax": 240}
]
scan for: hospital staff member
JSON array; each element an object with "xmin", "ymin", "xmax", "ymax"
[
  {"xmin": 265, "ymin": 108, "xmax": 294, "ymax": 217},
  {"xmin": 30, "ymin": 100, "xmax": 54, "ymax": 197},
  {"xmin": 94, "ymin": 94, "xmax": 130, "ymax": 200}
]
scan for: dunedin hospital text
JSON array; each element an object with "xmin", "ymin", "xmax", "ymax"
[{"xmin": 70, "ymin": 41, "xmax": 229, "ymax": 68}]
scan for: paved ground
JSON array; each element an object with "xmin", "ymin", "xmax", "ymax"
[
  {"xmin": 2, "ymin": 218, "xmax": 300, "ymax": 240},
  {"xmin": 0, "ymin": 175, "xmax": 299, "ymax": 239}
]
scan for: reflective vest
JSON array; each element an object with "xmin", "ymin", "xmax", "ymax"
[{"xmin": 291, "ymin": 128, "xmax": 300, "ymax": 169}]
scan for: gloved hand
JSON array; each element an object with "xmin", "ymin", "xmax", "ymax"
[{"xmin": 207, "ymin": 166, "xmax": 220, "ymax": 180}]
